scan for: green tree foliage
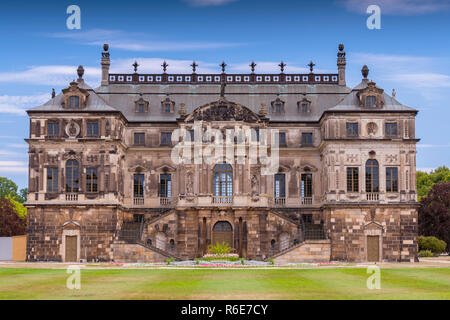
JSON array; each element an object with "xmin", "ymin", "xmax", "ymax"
[
  {"xmin": 416, "ymin": 166, "xmax": 450, "ymax": 201},
  {"xmin": 418, "ymin": 182, "xmax": 450, "ymax": 252},
  {"xmin": 0, "ymin": 198, "xmax": 26, "ymax": 236},
  {"xmin": 418, "ymin": 236, "xmax": 447, "ymax": 255},
  {"xmin": 0, "ymin": 177, "xmax": 27, "ymax": 203},
  {"xmin": 6, "ymin": 195, "xmax": 27, "ymax": 219}
]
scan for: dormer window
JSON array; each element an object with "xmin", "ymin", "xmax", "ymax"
[
  {"xmin": 135, "ymin": 98, "xmax": 149, "ymax": 113},
  {"xmin": 297, "ymin": 98, "xmax": 311, "ymax": 113},
  {"xmin": 271, "ymin": 97, "xmax": 285, "ymax": 113},
  {"xmin": 161, "ymin": 97, "xmax": 175, "ymax": 113},
  {"xmin": 62, "ymin": 81, "xmax": 89, "ymax": 109},
  {"xmin": 365, "ymin": 96, "xmax": 376, "ymax": 108},
  {"xmin": 69, "ymin": 96, "xmax": 80, "ymax": 108}
]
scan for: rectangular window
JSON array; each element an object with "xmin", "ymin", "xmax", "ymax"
[
  {"xmin": 159, "ymin": 174, "xmax": 172, "ymax": 198},
  {"xmin": 301, "ymin": 173, "xmax": 312, "ymax": 197},
  {"xmin": 87, "ymin": 121, "xmax": 99, "ymax": 137},
  {"xmin": 301, "ymin": 103, "xmax": 309, "ymax": 113},
  {"xmin": 46, "ymin": 167, "xmax": 58, "ymax": 192},
  {"xmin": 274, "ymin": 174, "xmax": 286, "ymax": 198},
  {"xmin": 385, "ymin": 122, "xmax": 398, "ymax": 137},
  {"xmin": 133, "ymin": 174, "xmax": 144, "ymax": 198},
  {"xmin": 164, "ymin": 103, "xmax": 172, "ymax": 113},
  {"xmin": 47, "ymin": 122, "xmax": 59, "ymax": 137},
  {"xmin": 138, "ymin": 103, "xmax": 145, "ymax": 113},
  {"xmin": 278, "ymin": 132, "xmax": 287, "ymax": 146},
  {"xmin": 386, "ymin": 167, "xmax": 398, "ymax": 192},
  {"xmin": 346, "ymin": 167, "xmax": 359, "ymax": 192},
  {"xmin": 69, "ymin": 96, "xmax": 80, "ymax": 108},
  {"xmin": 86, "ymin": 168, "xmax": 98, "ymax": 193},
  {"xmin": 134, "ymin": 133, "xmax": 145, "ymax": 145},
  {"xmin": 275, "ymin": 103, "xmax": 282, "ymax": 113},
  {"xmin": 187, "ymin": 129, "xmax": 195, "ymax": 142},
  {"xmin": 301, "ymin": 133, "xmax": 313, "ymax": 145},
  {"xmin": 161, "ymin": 132, "xmax": 172, "ymax": 146},
  {"xmin": 365, "ymin": 96, "xmax": 376, "ymax": 108},
  {"xmin": 346, "ymin": 123, "xmax": 358, "ymax": 137},
  {"xmin": 251, "ymin": 128, "xmax": 260, "ymax": 142}
]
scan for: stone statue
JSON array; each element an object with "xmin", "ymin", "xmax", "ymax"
[
  {"xmin": 251, "ymin": 174, "xmax": 259, "ymax": 201},
  {"xmin": 186, "ymin": 172, "xmax": 194, "ymax": 202}
]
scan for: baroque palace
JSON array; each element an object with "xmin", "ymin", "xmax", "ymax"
[{"xmin": 25, "ymin": 44, "xmax": 419, "ymax": 263}]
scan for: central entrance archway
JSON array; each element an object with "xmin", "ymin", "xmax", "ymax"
[{"xmin": 212, "ymin": 221, "xmax": 233, "ymax": 247}]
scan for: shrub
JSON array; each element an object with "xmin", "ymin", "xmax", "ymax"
[
  {"xmin": 208, "ymin": 241, "xmax": 233, "ymax": 255},
  {"xmin": 419, "ymin": 250, "xmax": 434, "ymax": 258},
  {"xmin": 418, "ymin": 236, "xmax": 447, "ymax": 255},
  {"xmin": 269, "ymin": 259, "xmax": 275, "ymax": 265},
  {"xmin": 166, "ymin": 257, "xmax": 174, "ymax": 265},
  {"xmin": 240, "ymin": 258, "xmax": 244, "ymax": 265}
]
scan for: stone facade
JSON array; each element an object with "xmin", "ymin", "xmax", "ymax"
[{"xmin": 25, "ymin": 44, "xmax": 419, "ymax": 263}]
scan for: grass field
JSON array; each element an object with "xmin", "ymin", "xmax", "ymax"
[{"xmin": 0, "ymin": 267, "xmax": 449, "ymax": 300}]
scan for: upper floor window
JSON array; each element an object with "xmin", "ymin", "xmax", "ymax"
[
  {"xmin": 159, "ymin": 174, "xmax": 172, "ymax": 198},
  {"xmin": 274, "ymin": 173, "xmax": 286, "ymax": 198},
  {"xmin": 301, "ymin": 173, "xmax": 312, "ymax": 198},
  {"xmin": 251, "ymin": 128, "xmax": 260, "ymax": 142},
  {"xmin": 65, "ymin": 159, "xmax": 79, "ymax": 193},
  {"xmin": 365, "ymin": 96, "xmax": 377, "ymax": 108},
  {"xmin": 385, "ymin": 122, "xmax": 398, "ymax": 137},
  {"xmin": 346, "ymin": 167, "xmax": 359, "ymax": 192},
  {"xmin": 47, "ymin": 121, "xmax": 59, "ymax": 138},
  {"xmin": 161, "ymin": 97, "xmax": 175, "ymax": 113},
  {"xmin": 365, "ymin": 159, "xmax": 379, "ymax": 193},
  {"xmin": 297, "ymin": 99, "xmax": 311, "ymax": 113},
  {"xmin": 386, "ymin": 167, "xmax": 398, "ymax": 192},
  {"xmin": 87, "ymin": 121, "xmax": 99, "ymax": 137},
  {"xmin": 47, "ymin": 167, "xmax": 58, "ymax": 193},
  {"xmin": 278, "ymin": 132, "xmax": 287, "ymax": 147},
  {"xmin": 346, "ymin": 123, "xmax": 358, "ymax": 137},
  {"xmin": 134, "ymin": 133, "xmax": 145, "ymax": 146},
  {"xmin": 161, "ymin": 132, "xmax": 172, "ymax": 146},
  {"xmin": 213, "ymin": 163, "xmax": 233, "ymax": 197},
  {"xmin": 86, "ymin": 167, "xmax": 98, "ymax": 193},
  {"xmin": 135, "ymin": 97, "xmax": 149, "ymax": 113},
  {"xmin": 301, "ymin": 133, "xmax": 313, "ymax": 146},
  {"xmin": 69, "ymin": 95, "xmax": 80, "ymax": 109},
  {"xmin": 271, "ymin": 97, "xmax": 285, "ymax": 113},
  {"xmin": 133, "ymin": 174, "xmax": 144, "ymax": 198}
]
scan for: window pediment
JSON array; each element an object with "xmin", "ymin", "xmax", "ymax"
[
  {"xmin": 185, "ymin": 100, "xmax": 261, "ymax": 123},
  {"xmin": 61, "ymin": 81, "xmax": 89, "ymax": 109},
  {"xmin": 135, "ymin": 97, "xmax": 149, "ymax": 113},
  {"xmin": 271, "ymin": 97, "xmax": 285, "ymax": 113},
  {"xmin": 161, "ymin": 97, "xmax": 175, "ymax": 113},
  {"xmin": 357, "ymin": 81, "xmax": 384, "ymax": 108},
  {"xmin": 297, "ymin": 98, "xmax": 311, "ymax": 113}
]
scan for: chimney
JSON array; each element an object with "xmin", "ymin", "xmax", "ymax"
[
  {"xmin": 101, "ymin": 43, "xmax": 110, "ymax": 86},
  {"xmin": 337, "ymin": 43, "xmax": 346, "ymax": 86}
]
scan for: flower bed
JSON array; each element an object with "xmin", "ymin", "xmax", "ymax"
[{"xmin": 201, "ymin": 253, "xmax": 240, "ymax": 262}]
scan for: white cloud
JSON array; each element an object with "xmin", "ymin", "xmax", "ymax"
[
  {"xmin": 0, "ymin": 160, "xmax": 27, "ymax": 174},
  {"xmin": 48, "ymin": 29, "xmax": 243, "ymax": 52},
  {"xmin": 338, "ymin": 0, "xmax": 450, "ymax": 15},
  {"xmin": 183, "ymin": 0, "xmax": 238, "ymax": 6},
  {"xmin": 0, "ymin": 93, "xmax": 51, "ymax": 115},
  {"xmin": 0, "ymin": 66, "xmax": 100, "ymax": 86},
  {"xmin": 3, "ymin": 143, "xmax": 28, "ymax": 149},
  {"xmin": 417, "ymin": 143, "xmax": 450, "ymax": 148},
  {"xmin": 417, "ymin": 167, "xmax": 436, "ymax": 173}
]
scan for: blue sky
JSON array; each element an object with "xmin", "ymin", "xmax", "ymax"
[{"xmin": 0, "ymin": 0, "xmax": 449, "ymax": 189}]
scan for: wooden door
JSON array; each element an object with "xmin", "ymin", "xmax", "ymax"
[
  {"xmin": 65, "ymin": 235, "xmax": 77, "ymax": 262},
  {"xmin": 367, "ymin": 235, "xmax": 380, "ymax": 262}
]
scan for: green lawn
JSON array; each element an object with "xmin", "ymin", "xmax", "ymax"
[{"xmin": 0, "ymin": 268, "xmax": 449, "ymax": 300}]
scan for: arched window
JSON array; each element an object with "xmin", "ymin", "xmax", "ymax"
[
  {"xmin": 213, "ymin": 163, "xmax": 233, "ymax": 197},
  {"xmin": 365, "ymin": 159, "xmax": 379, "ymax": 192},
  {"xmin": 65, "ymin": 159, "xmax": 79, "ymax": 193}
]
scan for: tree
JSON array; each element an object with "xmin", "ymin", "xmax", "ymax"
[
  {"xmin": 418, "ymin": 182, "xmax": 450, "ymax": 253},
  {"xmin": 0, "ymin": 177, "xmax": 27, "ymax": 203},
  {"xmin": 417, "ymin": 166, "xmax": 450, "ymax": 201},
  {"xmin": 0, "ymin": 198, "xmax": 26, "ymax": 236}
]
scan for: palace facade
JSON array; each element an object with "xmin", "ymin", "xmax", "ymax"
[{"xmin": 25, "ymin": 44, "xmax": 419, "ymax": 263}]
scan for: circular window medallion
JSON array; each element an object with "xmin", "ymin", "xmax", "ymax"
[
  {"xmin": 65, "ymin": 121, "xmax": 80, "ymax": 138},
  {"xmin": 367, "ymin": 122, "xmax": 378, "ymax": 135}
]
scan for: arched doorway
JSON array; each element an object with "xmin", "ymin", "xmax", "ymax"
[{"xmin": 212, "ymin": 221, "xmax": 233, "ymax": 247}]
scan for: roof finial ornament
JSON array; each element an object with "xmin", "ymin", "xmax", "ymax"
[
  {"xmin": 220, "ymin": 61, "xmax": 227, "ymax": 73},
  {"xmin": 308, "ymin": 61, "xmax": 315, "ymax": 73},
  {"xmin": 77, "ymin": 65, "xmax": 84, "ymax": 81},
  {"xmin": 279, "ymin": 61, "xmax": 286, "ymax": 73},
  {"xmin": 362, "ymin": 65, "xmax": 369, "ymax": 79},
  {"xmin": 162, "ymin": 61, "xmax": 168, "ymax": 73},
  {"xmin": 392, "ymin": 88, "xmax": 396, "ymax": 98},
  {"xmin": 102, "ymin": 43, "xmax": 110, "ymax": 58},
  {"xmin": 179, "ymin": 103, "xmax": 186, "ymax": 116},
  {"xmin": 250, "ymin": 61, "xmax": 256, "ymax": 73},
  {"xmin": 132, "ymin": 61, "xmax": 139, "ymax": 73},
  {"xmin": 51, "ymin": 88, "xmax": 55, "ymax": 99},
  {"xmin": 191, "ymin": 61, "xmax": 198, "ymax": 73},
  {"xmin": 337, "ymin": 44, "xmax": 345, "ymax": 58},
  {"xmin": 259, "ymin": 103, "xmax": 267, "ymax": 116}
]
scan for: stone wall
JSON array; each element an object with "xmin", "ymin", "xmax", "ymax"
[
  {"xmin": 273, "ymin": 240, "xmax": 331, "ymax": 264},
  {"xmin": 112, "ymin": 243, "xmax": 169, "ymax": 263}
]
